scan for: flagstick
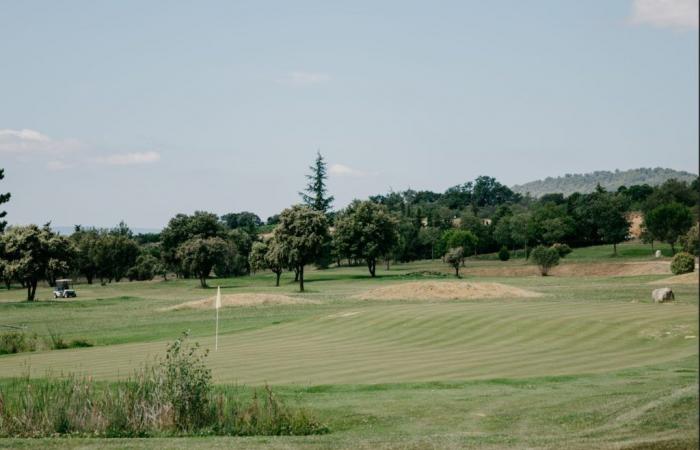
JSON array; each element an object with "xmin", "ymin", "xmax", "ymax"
[{"xmin": 215, "ymin": 286, "xmax": 220, "ymax": 351}]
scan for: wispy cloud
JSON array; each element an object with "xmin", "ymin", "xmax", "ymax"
[
  {"xmin": 329, "ymin": 163, "xmax": 367, "ymax": 177},
  {"xmin": 0, "ymin": 128, "xmax": 82, "ymax": 154},
  {"xmin": 630, "ymin": 0, "xmax": 698, "ymax": 30},
  {"xmin": 95, "ymin": 151, "xmax": 161, "ymax": 166},
  {"xmin": 278, "ymin": 71, "xmax": 331, "ymax": 86},
  {"xmin": 1, "ymin": 128, "xmax": 161, "ymax": 170}
]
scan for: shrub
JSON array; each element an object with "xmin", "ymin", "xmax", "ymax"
[
  {"xmin": 679, "ymin": 223, "xmax": 699, "ymax": 256},
  {"xmin": 47, "ymin": 329, "xmax": 68, "ymax": 350},
  {"xmin": 670, "ymin": 252, "xmax": 695, "ymax": 275},
  {"xmin": 161, "ymin": 331, "xmax": 213, "ymax": 431},
  {"xmin": 498, "ymin": 246, "xmax": 510, "ymax": 261},
  {"xmin": 0, "ymin": 332, "xmax": 327, "ymax": 438},
  {"xmin": 551, "ymin": 243, "xmax": 572, "ymax": 258},
  {"xmin": 445, "ymin": 247, "xmax": 464, "ymax": 277},
  {"xmin": 531, "ymin": 245, "xmax": 560, "ymax": 276},
  {"xmin": 0, "ymin": 331, "xmax": 36, "ymax": 355}
]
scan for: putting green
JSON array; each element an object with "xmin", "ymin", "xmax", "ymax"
[{"xmin": 1, "ymin": 300, "xmax": 696, "ymax": 385}]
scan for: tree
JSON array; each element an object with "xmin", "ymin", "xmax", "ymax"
[
  {"xmin": 274, "ymin": 205, "xmax": 329, "ymax": 291},
  {"xmin": 493, "ymin": 217, "xmax": 513, "ymax": 250},
  {"xmin": 679, "ymin": 223, "xmax": 699, "ymax": 256},
  {"xmin": 589, "ymin": 193, "xmax": 630, "ymax": 255},
  {"xmin": 93, "ymin": 229, "xmax": 140, "ymax": 283},
  {"xmin": 265, "ymin": 238, "xmax": 286, "ymax": 287},
  {"xmin": 418, "ymin": 227, "xmax": 441, "ymax": 260},
  {"xmin": 248, "ymin": 241, "xmax": 268, "ymax": 275},
  {"xmin": 0, "ymin": 168, "xmax": 9, "ymax": 233},
  {"xmin": 530, "ymin": 245, "xmax": 560, "ymax": 276},
  {"xmin": 644, "ymin": 202, "xmax": 693, "ymax": 254},
  {"xmin": 70, "ymin": 227, "xmax": 101, "ymax": 284},
  {"xmin": 445, "ymin": 247, "xmax": 465, "ymax": 277},
  {"xmin": 441, "ymin": 229, "xmax": 478, "ymax": 264},
  {"xmin": 333, "ymin": 200, "xmax": 399, "ymax": 277},
  {"xmin": 509, "ymin": 214, "xmax": 531, "ymax": 258},
  {"xmin": 300, "ymin": 151, "xmax": 334, "ymax": 214},
  {"xmin": 177, "ymin": 237, "xmax": 232, "ymax": 288},
  {"xmin": 161, "ymin": 212, "xmax": 225, "ymax": 276},
  {"xmin": 0, "ymin": 224, "xmax": 72, "ymax": 301},
  {"xmin": 127, "ymin": 254, "xmax": 162, "ymax": 281},
  {"xmin": 220, "ymin": 212, "xmax": 263, "ymax": 234}
]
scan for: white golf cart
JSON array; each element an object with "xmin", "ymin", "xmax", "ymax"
[{"xmin": 53, "ymin": 279, "xmax": 77, "ymax": 298}]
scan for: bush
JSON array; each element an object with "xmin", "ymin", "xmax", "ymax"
[
  {"xmin": 551, "ymin": 243, "xmax": 571, "ymax": 258},
  {"xmin": 0, "ymin": 332, "xmax": 328, "ymax": 438},
  {"xmin": 670, "ymin": 252, "xmax": 695, "ymax": 275},
  {"xmin": 445, "ymin": 246, "xmax": 465, "ymax": 277},
  {"xmin": 531, "ymin": 245, "xmax": 560, "ymax": 276},
  {"xmin": 0, "ymin": 331, "xmax": 36, "ymax": 355},
  {"xmin": 498, "ymin": 246, "xmax": 510, "ymax": 261},
  {"xmin": 679, "ymin": 223, "xmax": 699, "ymax": 256}
]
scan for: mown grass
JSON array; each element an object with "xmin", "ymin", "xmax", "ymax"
[{"xmin": 0, "ymin": 242, "xmax": 696, "ymax": 448}]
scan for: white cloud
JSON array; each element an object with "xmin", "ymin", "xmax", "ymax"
[
  {"xmin": 0, "ymin": 128, "xmax": 81, "ymax": 154},
  {"xmin": 1, "ymin": 128, "xmax": 162, "ymax": 170},
  {"xmin": 630, "ymin": 0, "xmax": 698, "ymax": 29},
  {"xmin": 329, "ymin": 163, "xmax": 366, "ymax": 177},
  {"xmin": 278, "ymin": 71, "xmax": 331, "ymax": 86},
  {"xmin": 96, "ymin": 151, "xmax": 161, "ymax": 166}
]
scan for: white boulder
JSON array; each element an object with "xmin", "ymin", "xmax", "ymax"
[{"xmin": 652, "ymin": 288, "xmax": 674, "ymax": 303}]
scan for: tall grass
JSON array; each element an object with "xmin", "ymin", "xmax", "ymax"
[{"xmin": 0, "ymin": 332, "xmax": 327, "ymax": 437}]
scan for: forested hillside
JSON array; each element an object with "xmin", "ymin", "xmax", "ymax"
[{"xmin": 512, "ymin": 168, "xmax": 697, "ymax": 197}]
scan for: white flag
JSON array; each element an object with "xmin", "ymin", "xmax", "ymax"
[{"xmin": 216, "ymin": 286, "xmax": 221, "ymax": 310}]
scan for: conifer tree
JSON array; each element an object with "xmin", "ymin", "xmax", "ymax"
[{"xmin": 300, "ymin": 151, "xmax": 334, "ymax": 214}]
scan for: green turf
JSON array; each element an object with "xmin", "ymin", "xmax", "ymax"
[{"xmin": 0, "ymin": 242, "xmax": 697, "ymax": 448}]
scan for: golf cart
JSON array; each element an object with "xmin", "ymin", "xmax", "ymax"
[{"xmin": 53, "ymin": 279, "xmax": 77, "ymax": 299}]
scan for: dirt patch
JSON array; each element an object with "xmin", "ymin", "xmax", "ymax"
[
  {"xmin": 649, "ymin": 272, "xmax": 698, "ymax": 285},
  {"xmin": 164, "ymin": 293, "xmax": 318, "ymax": 311},
  {"xmin": 463, "ymin": 261, "xmax": 670, "ymax": 277},
  {"xmin": 355, "ymin": 281, "xmax": 541, "ymax": 301}
]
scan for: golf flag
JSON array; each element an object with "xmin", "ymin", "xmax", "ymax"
[{"xmin": 215, "ymin": 286, "xmax": 221, "ymax": 351}]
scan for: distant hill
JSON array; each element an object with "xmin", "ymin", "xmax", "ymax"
[
  {"xmin": 511, "ymin": 168, "xmax": 697, "ymax": 197},
  {"xmin": 52, "ymin": 225, "xmax": 161, "ymax": 235}
]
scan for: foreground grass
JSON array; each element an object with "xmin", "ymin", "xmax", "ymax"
[{"xmin": 1, "ymin": 357, "xmax": 697, "ymax": 448}]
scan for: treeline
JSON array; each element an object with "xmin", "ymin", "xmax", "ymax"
[{"xmin": 0, "ymin": 155, "xmax": 698, "ymax": 300}]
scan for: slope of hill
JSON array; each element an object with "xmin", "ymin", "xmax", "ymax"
[{"xmin": 512, "ymin": 167, "xmax": 697, "ymax": 197}]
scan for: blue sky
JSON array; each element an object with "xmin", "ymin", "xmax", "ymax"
[{"xmin": 1, "ymin": 0, "xmax": 697, "ymax": 229}]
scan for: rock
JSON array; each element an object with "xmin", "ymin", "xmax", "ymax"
[
  {"xmin": 652, "ymin": 287, "xmax": 674, "ymax": 303},
  {"xmin": 654, "ymin": 250, "xmax": 662, "ymax": 258}
]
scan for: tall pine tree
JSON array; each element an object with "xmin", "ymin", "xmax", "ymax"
[
  {"xmin": 300, "ymin": 151, "xmax": 334, "ymax": 213},
  {"xmin": 0, "ymin": 169, "xmax": 10, "ymax": 233}
]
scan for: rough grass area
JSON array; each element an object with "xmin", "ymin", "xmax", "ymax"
[
  {"xmin": 354, "ymin": 281, "xmax": 541, "ymax": 301},
  {"xmin": 164, "ymin": 293, "xmax": 319, "ymax": 311}
]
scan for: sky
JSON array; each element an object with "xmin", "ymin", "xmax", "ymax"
[{"xmin": 1, "ymin": 0, "xmax": 698, "ymax": 229}]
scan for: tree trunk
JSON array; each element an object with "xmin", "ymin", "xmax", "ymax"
[
  {"xmin": 294, "ymin": 267, "xmax": 299, "ymax": 282},
  {"xmin": 275, "ymin": 270, "xmax": 281, "ymax": 287},
  {"xmin": 200, "ymin": 275, "xmax": 208, "ymax": 288},
  {"xmin": 86, "ymin": 274, "xmax": 93, "ymax": 285},
  {"xmin": 385, "ymin": 257, "xmax": 390, "ymax": 271},
  {"xmin": 298, "ymin": 265, "xmax": 304, "ymax": 292},
  {"xmin": 4, "ymin": 280, "xmax": 10, "ymax": 290},
  {"xmin": 368, "ymin": 259, "xmax": 376, "ymax": 277},
  {"xmin": 27, "ymin": 280, "xmax": 37, "ymax": 301},
  {"xmin": 613, "ymin": 242, "xmax": 617, "ymax": 256},
  {"xmin": 455, "ymin": 266, "xmax": 460, "ymax": 278}
]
